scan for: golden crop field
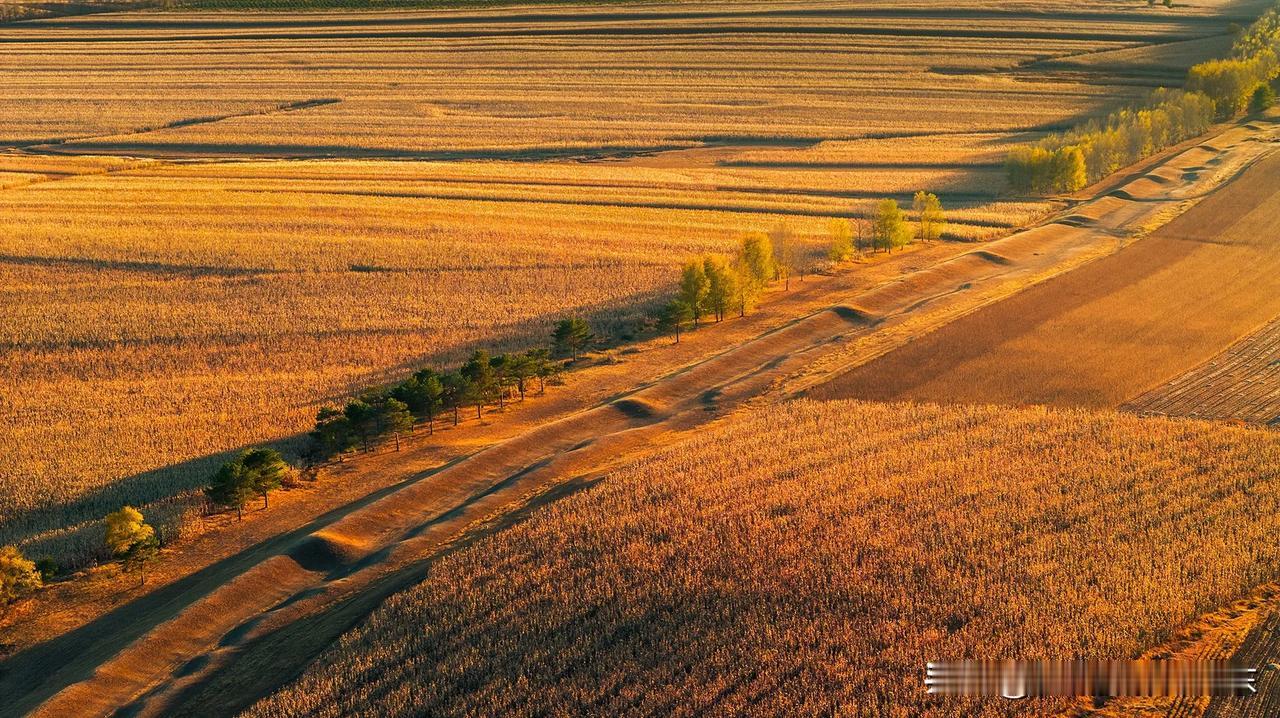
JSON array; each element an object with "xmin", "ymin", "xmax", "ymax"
[
  {"xmin": 248, "ymin": 399, "xmax": 1280, "ymax": 718},
  {"xmin": 0, "ymin": 0, "xmax": 1251, "ymax": 565}
]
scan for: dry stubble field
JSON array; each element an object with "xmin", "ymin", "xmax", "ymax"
[
  {"xmin": 811, "ymin": 145, "xmax": 1280, "ymax": 415},
  {"xmin": 0, "ymin": 0, "xmax": 1259, "ymax": 563}
]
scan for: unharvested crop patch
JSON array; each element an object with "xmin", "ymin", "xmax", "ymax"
[{"xmin": 247, "ymin": 399, "xmax": 1280, "ymax": 718}]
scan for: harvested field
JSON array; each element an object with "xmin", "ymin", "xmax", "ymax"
[
  {"xmin": 1125, "ymin": 317, "xmax": 1280, "ymax": 426},
  {"xmin": 246, "ymin": 399, "xmax": 1280, "ymax": 718},
  {"xmin": 809, "ymin": 145, "xmax": 1280, "ymax": 411},
  {"xmin": 0, "ymin": 0, "xmax": 1258, "ymax": 565},
  {"xmin": 1203, "ymin": 604, "xmax": 1280, "ymax": 718},
  {"xmin": 0, "ymin": 2, "xmax": 1248, "ymax": 159}
]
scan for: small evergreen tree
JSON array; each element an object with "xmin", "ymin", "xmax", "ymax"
[
  {"xmin": 552, "ymin": 318, "xmax": 595, "ymax": 361},
  {"xmin": 241, "ymin": 448, "xmax": 288, "ymax": 507},
  {"xmin": 206, "ymin": 459, "xmax": 255, "ymax": 520},
  {"xmin": 526, "ymin": 348, "xmax": 556, "ymax": 394},
  {"xmin": 380, "ymin": 398, "xmax": 414, "ymax": 451},
  {"xmin": 1251, "ymin": 83, "xmax": 1276, "ymax": 112},
  {"xmin": 421, "ymin": 373, "xmax": 444, "ymax": 431},
  {"xmin": 343, "ymin": 399, "xmax": 378, "ymax": 452},
  {"xmin": 312, "ymin": 406, "xmax": 356, "ymax": 460},
  {"xmin": 462, "ymin": 350, "xmax": 497, "ymax": 419},
  {"xmin": 442, "ymin": 372, "xmax": 469, "ymax": 426},
  {"xmin": 507, "ymin": 352, "xmax": 537, "ymax": 400}
]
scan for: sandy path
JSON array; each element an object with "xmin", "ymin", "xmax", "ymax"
[{"xmin": 4, "ymin": 117, "xmax": 1278, "ymax": 718}]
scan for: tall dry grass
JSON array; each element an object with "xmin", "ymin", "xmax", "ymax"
[{"xmin": 249, "ymin": 400, "xmax": 1280, "ymax": 718}]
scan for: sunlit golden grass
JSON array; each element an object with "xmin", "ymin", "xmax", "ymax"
[{"xmin": 248, "ymin": 399, "xmax": 1280, "ymax": 718}]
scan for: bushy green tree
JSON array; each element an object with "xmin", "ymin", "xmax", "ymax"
[
  {"xmin": 343, "ymin": 399, "xmax": 378, "ymax": 452},
  {"xmin": 525, "ymin": 348, "xmax": 555, "ymax": 394},
  {"xmin": 242, "ymin": 448, "xmax": 288, "ymax": 507},
  {"xmin": 462, "ymin": 350, "xmax": 497, "ymax": 419},
  {"xmin": 105, "ymin": 506, "xmax": 158, "ymax": 585},
  {"xmin": 912, "ymin": 191, "xmax": 947, "ymax": 243},
  {"xmin": 828, "ymin": 218, "xmax": 854, "ymax": 262},
  {"xmin": 658, "ymin": 299, "xmax": 693, "ymax": 343},
  {"xmin": 398, "ymin": 369, "xmax": 445, "ymax": 433},
  {"xmin": 380, "ymin": 398, "xmax": 414, "ymax": 450},
  {"xmin": 873, "ymin": 199, "xmax": 912, "ymax": 253},
  {"xmin": 702, "ymin": 255, "xmax": 737, "ymax": 322},
  {"xmin": 312, "ymin": 406, "xmax": 356, "ymax": 460},
  {"xmin": 206, "ymin": 459, "xmax": 254, "ymax": 520},
  {"xmin": 489, "ymin": 353, "xmax": 513, "ymax": 409},
  {"xmin": 1251, "ymin": 82, "xmax": 1276, "ymax": 112},
  {"xmin": 442, "ymin": 372, "xmax": 469, "ymax": 426},
  {"xmin": 506, "ymin": 352, "xmax": 536, "ymax": 400}
]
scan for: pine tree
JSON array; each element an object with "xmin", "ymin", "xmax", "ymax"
[
  {"xmin": 380, "ymin": 398, "xmax": 414, "ymax": 451},
  {"xmin": 206, "ymin": 459, "xmax": 255, "ymax": 520},
  {"xmin": 552, "ymin": 318, "xmax": 595, "ymax": 361},
  {"xmin": 241, "ymin": 447, "xmax": 287, "ymax": 508},
  {"xmin": 312, "ymin": 406, "xmax": 356, "ymax": 460}
]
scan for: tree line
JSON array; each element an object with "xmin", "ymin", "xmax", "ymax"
[
  {"xmin": 1192, "ymin": 2, "xmax": 1280, "ymax": 118},
  {"xmin": 659, "ymin": 194, "xmax": 945, "ymax": 341},
  {"xmin": 1007, "ymin": 89, "xmax": 1216, "ymax": 194},
  {"xmin": 1008, "ymin": 3, "xmax": 1279, "ymax": 194},
  {"xmin": 310, "ymin": 346, "xmax": 562, "ymax": 455}
]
